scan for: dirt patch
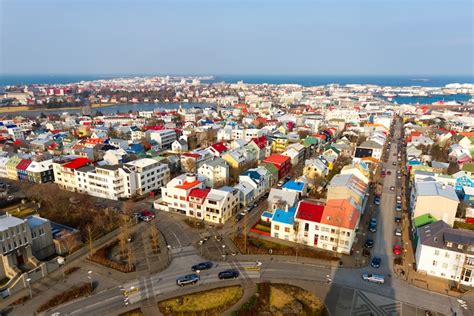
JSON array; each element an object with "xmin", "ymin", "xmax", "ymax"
[
  {"xmin": 234, "ymin": 283, "xmax": 327, "ymax": 316},
  {"xmin": 158, "ymin": 286, "xmax": 243, "ymax": 316}
]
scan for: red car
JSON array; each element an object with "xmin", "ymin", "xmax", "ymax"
[
  {"xmin": 140, "ymin": 210, "xmax": 156, "ymax": 222},
  {"xmin": 393, "ymin": 245, "xmax": 402, "ymax": 255}
]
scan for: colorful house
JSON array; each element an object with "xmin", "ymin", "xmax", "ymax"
[
  {"xmin": 263, "ymin": 154, "xmax": 291, "ymax": 180},
  {"xmin": 16, "ymin": 159, "xmax": 32, "ymax": 181}
]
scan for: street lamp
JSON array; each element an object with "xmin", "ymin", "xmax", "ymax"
[
  {"xmin": 26, "ymin": 277, "xmax": 33, "ymax": 298},
  {"xmin": 57, "ymin": 256, "xmax": 65, "ymax": 281},
  {"xmin": 87, "ymin": 270, "xmax": 93, "ymax": 289}
]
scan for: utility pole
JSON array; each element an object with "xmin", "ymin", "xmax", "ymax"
[
  {"xmin": 87, "ymin": 225, "xmax": 94, "ymax": 258},
  {"xmin": 243, "ymin": 211, "xmax": 248, "ymax": 254}
]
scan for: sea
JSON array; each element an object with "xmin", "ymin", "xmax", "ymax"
[
  {"xmin": 1, "ymin": 74, "xmax": 473, "ymax": 87},
  {"xmin": 0, "ymin": 74, "xmax": 473, "ymax": 116}
]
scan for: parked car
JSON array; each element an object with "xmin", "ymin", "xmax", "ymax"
[
  {"xmin": 394, "ymin": 216, "xmax": 402, "ymax": 223},
  {"xmin": 235, "ymin": 213, "xmax": 244, "ymax": 222},
  {"xmin": 374, "ymin": 196, "xmax": 381, "ymax": 205},
  {"xmin": 396, "ymin": 195, "xmax": 401, "ymax": 202},
  {"xmin": 176, "ymin": 273, "xmax": 199, "ymax": 286},
  {"xmin": 371, "ymin": 256, "xmax": 381, "ymax": 268},
  {"xmin": 364, "ymin": 239, "xmax": 374, "ymax": 249},
  {"xmin": 396, "ymin": 203, "xmax": 402, "ymax": 212},
  {"xmin": 395, "ymin": 228, "xmax": 402, "ymax": 237},
  {"xmin": 392, "ymin": 161, "xmax": 397, "ymax": 166},
  {"xmin": 218, "ymin": 269, "xmax": 239, "ymax": 280},
  {"xmin": 381, "ymin": 171, "xmax": 386, "ymax": 177},
  {"xmin": 390, "ymin": 186, "xmax": 395, "ymax": 191},
  {"xmin": 393, "ymin": 245, "xmax": 402, "ymax": 255},
  {"xmin": 139, "ymin": 210, "xmax": 155, "ymax": 222},
  {"xmin": 191, "ymin": 261, "xmax": 213, "ymax": 271}
]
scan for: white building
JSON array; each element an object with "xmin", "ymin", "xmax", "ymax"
[
  {"xmin": 197, "ymin": 158, "xmax": 229, "ymax": 188},
  {"xmin": 415, "ymin": 221, "xmax": 474, "ymax": 287},
  {"xmin": 124, "ymin": 158, "xmax": 170, "ymax": 195},
  {"xmin": 146, "ymin": 129, "xmax": 177, "ymax": 149}
]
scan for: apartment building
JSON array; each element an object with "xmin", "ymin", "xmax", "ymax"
[
  {"xmin": 415, "ymin": 221, "xmax": 474, "ymax": 286},
  {"xmin": 410, "ymin": 181, "xmax": 459, "ymax": 227},
  {"xmin": 53, "ymin": 157, "xmax": 91, "ymax": 191},
  {"xmin": 161, "ymin": 173, "xmax": 206, "ymax": 215},
  {"xmin": 76, "ymin": 164, "xmax": 136, "ymax": 200},
  {"xmin": 203, "ymin": 186, "xmax": 240, "ymax": 223},
  {"xmin": 124, "ymin": 158, "xmax": 170, "ymax": 195},
  {"xmin": 146, "ymin": 129, "xmax": 177, "ymax": 149}
]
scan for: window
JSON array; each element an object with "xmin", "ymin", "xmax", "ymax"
[
  {"xmin": 432, "ymin": 260, "xmax": 437, "ymax": 266},
  {"xmin": 447, "ymin": 242, "xmax": 453, "ymax": 247},
  {"xmin": 434, "ymin": 250, "xmax": 440, "ymax": 256},
  {"xmin": 458, "ymin": 244, "xmax": 463, "ymax": 250},
  {"xmin": 284, "ymin": 227, "xmax": 290, "ymax": 233},
  {"xmin": 445, "ymin": 252, "xmax": 450, "ymax": 258},
  {"xmin": 456, "ymin": 254, "xmax": 462, "ymax": 260},
  {"xmin": 274, "ymin": 225, "xmax": 280, "ymax": 231},
  {"xmin": 442, "ymin": 263, "xmax": 448, "ymax": 269}
]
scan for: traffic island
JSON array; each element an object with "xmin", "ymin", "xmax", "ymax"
[
  {"xmin": 232, "ymin": 283, "xmax": 327, "ymax": 316},
  {"xmin": 158, "ymin": 286, "xmax": 244, "ymax": 315}
]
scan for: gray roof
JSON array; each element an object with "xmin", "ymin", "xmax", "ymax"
[
  {"xmin": 268, "ymin": 188, "xmax": 298, "ymax": 207},
  {"xmin": 0, "ymin": 215, "xmax": 24, "ymax": 231},
  {"xmin": 202, "ymin": 158, "xmax": 227, "ymax": 168},
  {"xmin": 431, "ymin": 161, "xmax": 450, "ymax": 168},
  {"xmin": 415, "ymin": 182, "xmax": 459, "ymax": 202},
  {"xmin": 418, "ymin": 220, "xmax": 474, "ymax": 254},
  {"xmin": 359, "ymin": 140, "xmax": 382, "ymax": 149}
]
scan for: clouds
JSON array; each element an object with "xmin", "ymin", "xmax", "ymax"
[{"xmin": 1, "ymin": 0, "xmax": 472, "ymax": 75}]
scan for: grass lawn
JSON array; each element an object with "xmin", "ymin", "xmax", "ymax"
[
  {"xmin": 159, "ymin": 286, "xmax": 243, "ymax": 315},
  {"xmin": 253, "ymin": 223, "xmax": 271, "ymax": 233}
]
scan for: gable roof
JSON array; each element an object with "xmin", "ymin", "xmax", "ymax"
[
  {"xmin": 62, "ymin": 157, "xmax": 91, "ymax": 169},
  {"xmin": 321, "ymin": 199, "xmax": 360, "ymax": 230}
]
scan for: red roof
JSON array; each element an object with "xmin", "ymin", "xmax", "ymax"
[
  {"xmin": 16, "ymin": 159, "xmax": 32, "ymax": 171},
  {"xmin": 62, "ymin": 157, "xmax": 91, "ymax": 169},
  {"xmin": 411, "ymin": 131, "xmax": 422, "ymax": 137},
  {"xmin": 296, "ymin": 201, "xmax": 324, "ymax": 223},
  {"xmin": 251, "ymin": 136, "xmax": 267, "ymax": 149},
  {"xmin": 188, "ymin": 188, "xmax": 211, "ymax": 200},
  {"xmin": 176, "ymin": 180, "xmax": 201, "ymax": 190},
  {"xmin": 211, "ymin": 142, "xmax": 228, "ymax": 153},
  {"xmin": 182, "ymin": 152, "xmax": 201, "ymax": 159},
  {"xmin": 263, "ymin": 154, "xmax": 290, "ymax": 166},
  {"xmin": 13, "ymin": 140, "xmax": 23, "ymax": 145}
]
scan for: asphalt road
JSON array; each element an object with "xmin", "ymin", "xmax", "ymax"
[{"xmin": 370, "ymin": 119, "xmax": 403, "ymax": 276}]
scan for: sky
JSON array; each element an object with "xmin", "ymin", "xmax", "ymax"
[{"xmin": 0, "ymin": 0, "xmax": 473, "ymax": 76}]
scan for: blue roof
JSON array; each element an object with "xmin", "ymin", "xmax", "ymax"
[
  {"xmin": 262, "ymin": 211, "xmax": 273, "ymax": 219},
  {"xmin": 219, "ymin": 186, "xmax": 236, "ymax": 193},
  {"xmin": 241, "ymin": 170, "xmax": 262, "ymax": 183},
  {"xmin": 272, "ymin": 207, "xmax": 296, "ymax": 225},
  {"xmin": 283, "ymin": 180, "xmax": 305, "ymax": 191}
]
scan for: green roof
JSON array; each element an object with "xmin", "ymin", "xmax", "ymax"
[
  {"xmin": 462, "ymin": 163, "xmax": 474, "ymax": 173},
  {"xmin": 414, "ymin": 213, "xmax": 437, "ymax": 228},
  {"xmin": 304, "ymin": 137, "xmax": 319, "ymax": 145},
  {"xmin": 261, "ymin": 162, "xmax": 278, "ymax": 176}
]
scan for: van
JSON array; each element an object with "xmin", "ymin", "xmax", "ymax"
[{"xmin": 362, "ymin": 273, "xmax": 384, "ymax": 284}]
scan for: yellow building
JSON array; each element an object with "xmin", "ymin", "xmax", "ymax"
[
  {"xmin": 5, "ymin": 156, "xmax": 21, "ymax": 180},
  {"xmin": 271, "ymin": 137, "xmax": 288, "ymax": 153}
]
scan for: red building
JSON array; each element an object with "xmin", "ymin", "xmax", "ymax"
[{"xmin": 262, "ymin": 154, "xmax": 291, "ymax": 179}]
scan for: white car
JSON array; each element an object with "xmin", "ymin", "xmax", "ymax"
[{"xmin": 395, "ymin": 228, "xmax": 402, "ymax": 237}]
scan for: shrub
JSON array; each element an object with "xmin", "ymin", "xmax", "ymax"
[
  {"xmin": 37, "ymin": 283, "xmax": 93, "ymax": 312},
  {"xmin": 64, "ymin": 266, "xmax": 80, "ymax": 276},
  {"xmin": 88, "ymin": 240, "xmax": 135, "ymax": 273}
]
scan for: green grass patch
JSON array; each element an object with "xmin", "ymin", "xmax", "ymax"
[{"xmin": 454, "ymin": 221, "xmax": 474, "ymax": 230}]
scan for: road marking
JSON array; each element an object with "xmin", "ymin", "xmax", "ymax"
[{"xmin": 69, "ymin": 295, "xmax": 120, "ymax": 314}]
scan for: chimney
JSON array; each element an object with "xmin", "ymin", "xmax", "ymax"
[
  {"xmin": 186, "ymin": 173, "xmax": 197, "ymax": 183},
  {"xmin": 285, "ymin": 204, "xmax": 289, "ymax": 212}
]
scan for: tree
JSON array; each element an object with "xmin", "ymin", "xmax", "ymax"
[
  {"xmin": 107, "ymin": 126, "xmax": 118, "ymax": 138},
  {"xmin": 430, "ymin": 144, "xmax": 449, "ymax": 162},
  {"xmin": 448, "ymin": 162, "xmax": 460, "ymax": 175}
]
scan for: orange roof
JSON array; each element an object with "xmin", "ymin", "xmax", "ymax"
[
  {"xmin": 459, "ymin": 132, "xmax": 474, "ymax": 137},
  {"xmin": 175, "ymin": 180, "xmax": 201, "ymax": 190},
  {"xmin": 361, "ymin": 157, "xmax": 379, "ymax": 163},
  {"xmin": 321, "ymin": 199, "xmax": 360, "ymax": 230}
]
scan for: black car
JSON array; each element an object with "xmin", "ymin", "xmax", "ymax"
[
  {"xmin": 235, "ymin": 213, "xmax": 244, "ymax": 222},
  {"xmin": 218, "ymin": 269, "xmax": 239, "ymax": 280},
  {"xmin": 371, "ymin": 256, "xmax": 382, "ymax": 268},
  {"xmin": 394, "ymin": 216, "xmax": 402, "ymax": 223},
  {"xmin": 364, "ymin": 239, "xmax": 374, "ymax": 249},
  {"xmin": 191, "ymin": 261, "xmax": 213, "ymax": 271}
]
